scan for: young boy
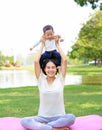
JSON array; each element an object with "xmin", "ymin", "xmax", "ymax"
[{"xmin": 30, "ymin": 25, "xmax": 64, "ymax": 67}]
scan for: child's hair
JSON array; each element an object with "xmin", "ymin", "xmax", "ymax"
[{"xmin": 43, "ymin": 25, "xmax": 54, "ymax": 33}]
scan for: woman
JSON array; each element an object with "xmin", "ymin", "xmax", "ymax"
[{"xmin": 21, "ymin": 35, "xmax": 75, "ymax": 130}]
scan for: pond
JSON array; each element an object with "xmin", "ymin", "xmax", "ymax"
[
  {"xmin": 0, "ymin": 70, "xmax": 102, "ymax": 88},
  {"xmin": 0, "ymin": 70, "xmax": 37, "ymax": 88}
]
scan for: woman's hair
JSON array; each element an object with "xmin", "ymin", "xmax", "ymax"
[{"xmin": 40, "ymin": 57, "xmax": 60, "ymax": 75}]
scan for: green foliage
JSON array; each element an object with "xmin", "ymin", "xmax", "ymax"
[
  {"xmin": 74, "ymin": 0, "xmax": 102, "ymax": 10},
  {"xmin": 6, "ymin": 56, "xmax": 14, "ymax": 64},
  {"xmin": 0, "ymin": 51, "xmax": 6, "ymax": 67},
  {"xmin": 0, "ymin": 51, "xmax": 15, "ymax": 67},
  {"xmin": 67, "ymin": 56, "xmax": 83, "ymax": 65},
  {"xmin": 70, "ymin": 11, "xmax": 102, "ymax": 64}
]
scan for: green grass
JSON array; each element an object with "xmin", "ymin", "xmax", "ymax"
[
  {"xmin": 0, "ymin": 65, "xmax": 102, "ymax": 117},
  {"xmin": 0, "ymin": 85, "xmax": 102, "ymax": 117},
  {"xmin": 67, "ymin": 65, "xmax": 102, "ymax": 75}
]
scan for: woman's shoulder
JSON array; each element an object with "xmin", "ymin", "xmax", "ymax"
[
  {"xmin": 38, "ymin": 72, "xmax": 46, "ymax": 81},
  {"xmin": 37, "ymin": 73, "xmax": 46, "ymax": 87},
  {"xmin": 55, "ymin": 72, "xmax": 65, "ymax": 87},
  {"xmin": 56, "ymin": 72, "xmax": 65, "ymax": 80}
]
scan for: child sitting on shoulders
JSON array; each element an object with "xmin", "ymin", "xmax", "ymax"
[{"xmin": 30, "ymin": 25, "xmax": 64, "ymax": 67}]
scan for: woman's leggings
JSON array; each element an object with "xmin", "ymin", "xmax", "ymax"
[{"xmin": 21, "ymin": 114, "xmax": 75, "ymax": 130}]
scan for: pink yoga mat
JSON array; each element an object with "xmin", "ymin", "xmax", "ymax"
[{"xmin": 0, "ymin": 115, "xmax": 102, "ymax": 130}]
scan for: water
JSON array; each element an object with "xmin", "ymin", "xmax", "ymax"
[
  {"xmin": 0, "ymin": 70, "xmax": 82, "ymax": 88},
  {"xmin": 0, "ymin": 70, "xmax": 37, "ymax": 88},
  {"xmin": 1, "ymin": 70, "xmax": 102, "ymax": 88}
]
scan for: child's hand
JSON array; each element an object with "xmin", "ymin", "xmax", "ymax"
[
  {"xmin": 54, "ymin": 35, "xmax": 64, "ymax": 43},
  {"xmin": 60, "ymin": 39, "xmax": 64, "ymax": 42},
  {"xmin": 30, "ymin": 48, "xmax": 33, "ymax": 51},
  {"xmin": 54, "ymin": 35, "xmax": 60, "ymax": 43}
]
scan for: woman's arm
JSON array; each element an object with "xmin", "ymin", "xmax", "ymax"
[
  {"xmin": 34, "ymin": 37, "xmax": 45, "ymax": 79},
  {"xmin": 55, "ymin": 39, "xmax": 67, "ymax": 78}
]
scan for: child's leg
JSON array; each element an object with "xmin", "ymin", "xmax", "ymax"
[
  {"xmin": 47, "ymin": 114, "xmax": 75, "ymax": 128},
  {"xmin": 21, "ymin": 116, "xmax": 53, "ymax": 130},
  {"xmin": 41, "ymin": 51, "xmax": 51, "ymax": 59},
  {"xmin": 40, "ymin": 51, "xmax": 51, "ymax": 68},
  {"xmin": 52, "ymin": 51, "xmax": 61, "ymax": 66}
]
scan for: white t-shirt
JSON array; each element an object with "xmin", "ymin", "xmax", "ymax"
[{"xmin": 37, "ymin": 73, "xmax": 66, "ymax": 117}]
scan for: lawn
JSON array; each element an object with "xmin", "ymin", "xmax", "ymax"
[
  {"xmin": 0, "ymin": 65, "xmax": 102, "ymax": 117},
  {"xmin": 67, "ymin": 65, "xmax": 102, "ymax": 75},
  {"xmin": 0, "ymin": 85, "xmax": 102, "ymax": 117}
]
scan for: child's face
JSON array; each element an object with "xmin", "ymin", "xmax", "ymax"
[{"xmin": 44, "ymin": 29, "xmax": 54, "ymax": 40}]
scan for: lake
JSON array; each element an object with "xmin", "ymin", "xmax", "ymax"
[
  {"xmin": 0, "ymin": 70, "xmax": 102, "ymax": 88},
  {"xmin": 0, "ymin": 70, "xmax": 82, "ymax": 88}
]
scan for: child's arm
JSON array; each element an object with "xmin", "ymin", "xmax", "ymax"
[
  {"xmin": 30, "ymin": 35, "xmax": 46, "ymax": 51},
  {"xmin": 54, "ymin": 35, "xmax": 64, "ymax": 42},
  {"xmin": 30, "ymin": 40, "xmax": 40, "ymax": 51}
]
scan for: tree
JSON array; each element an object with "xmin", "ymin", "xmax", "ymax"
[
  {"xmin": 74, "ymin": 0, "xmax": 102, "ymax": 10},
  {"xmin": 70, "ymin": 11, "xmax": 102, "ymax": 65},
  {"xmin": 0, "ymin": 51, "xmax": 6, "ymax": 67}
]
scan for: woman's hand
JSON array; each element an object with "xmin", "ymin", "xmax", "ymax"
[
  {"xmin": 54, "ymin": 35, "xmax": 60, "ymax": 44},
  {"xmin": 40, "ymin": 35, "xmax": 46, "ymax": 46}
]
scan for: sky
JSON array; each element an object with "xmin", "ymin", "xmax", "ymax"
[{"xmin": 0, "ymin": 0, "xmax": 95, "ymax": 56}]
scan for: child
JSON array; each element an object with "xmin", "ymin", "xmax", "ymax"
[{"xmin": 30, "ymin": 25, "xmax": 64, "ymax": 67}]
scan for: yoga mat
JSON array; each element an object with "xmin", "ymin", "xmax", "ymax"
[{"xmin": 0, "ymin": 115, "xmax": 102, "ymax": 130}]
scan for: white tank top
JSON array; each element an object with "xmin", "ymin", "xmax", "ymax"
[
  {"xmin": 45, "ymin": 40, "xmax": 57, "ymax": 51},
  {"xmin": 37, "ymin": 73, "xmax": 65, "ymax": 117}
]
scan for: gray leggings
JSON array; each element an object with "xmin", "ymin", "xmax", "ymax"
[{"xmin": 21, "ymin": 114, "xmax": 75, "ymax": 130}]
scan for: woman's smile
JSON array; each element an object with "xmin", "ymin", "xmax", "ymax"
[{"xmin": 44, "ymin": 61, "xmax": 57, "ymax": 77}]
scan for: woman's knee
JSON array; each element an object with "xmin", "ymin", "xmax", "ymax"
[
  {"xmin": 67, "ymin": 114, "xmax": 76, "ymax": 124},
  {"xmin": 20, "ymin": 117, "xmax": 27, "ymax": 127}
]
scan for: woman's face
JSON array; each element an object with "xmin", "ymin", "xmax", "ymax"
[{"xmin": 44, "ymin": 61, "xmax": 57, "ymax": 77}]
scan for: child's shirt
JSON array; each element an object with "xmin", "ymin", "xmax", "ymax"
[{"xmin": 45, "ymin": 40, "xmax": 57, "ymax": 51}]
